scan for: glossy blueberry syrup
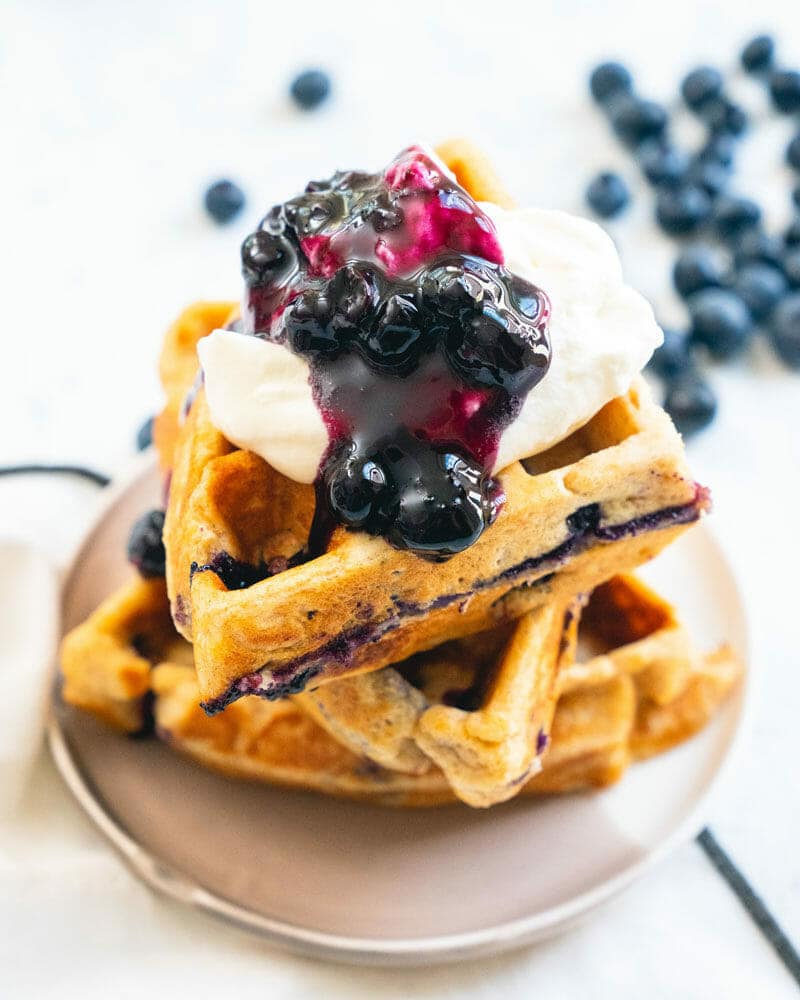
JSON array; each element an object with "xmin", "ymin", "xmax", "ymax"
[{"xmin": 238, "ymin": 145, "xmax": 552, "ymax": 561}]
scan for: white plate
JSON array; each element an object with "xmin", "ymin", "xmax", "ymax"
[{"xmin": 49, "ymin": 456, "xmax": 749, "ymax": 966}]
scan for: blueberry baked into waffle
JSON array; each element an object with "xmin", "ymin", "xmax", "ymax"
[{"xmin": 60, "ymin": 140, "xmax": 736, "ymax": 808}]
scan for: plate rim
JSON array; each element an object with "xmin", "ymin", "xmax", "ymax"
[{"xmin": 48, "ymin": 452, "xmax": 752, "ymax": 966}]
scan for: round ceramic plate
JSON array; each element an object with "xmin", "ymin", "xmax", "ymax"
[{"xmin": 49, "ymin": 456, "xmax": 749, "ymax": 966}]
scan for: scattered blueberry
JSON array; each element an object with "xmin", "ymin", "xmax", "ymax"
[
  {"xmin": 687, "ymin": 157, "xmax": 730, "ymax": 199},
  {"xmin": 585, "ymin": 171, "xmax": 630, "ymax": 217},
  {"xmin": 655, "ymin": 185, "xmax": 712, "ymax": 235},
  {"xmin": 741, "ymin": 34, "xmax": 775, "ymax": 74},
  {"xmin": 611, "ymin": 96, "xmax": 668, "ymax": 148},
  {"xmin": 688, "ymin": 287, "xmax": 753, "ymax": 359},
  {"xmin": 786, "ymin": 134, "xmax": 800, "ymax": 172},
  {"xmin": 127, "ymin": 509, "xmax": 166, "ymax": 578},
  {"xmin": 672, "ymin": 244, "xmax": 727, "ymax": 299},
  {"xmin": 589, "ymin": 62, "xmax": 633, "ymax": 103},
  {"xmin": 648, "ymin": 327, "xmax": 693, "ymax": 379},
  {"xmin": 769, "ymin": 70, "xmax": 800, "ymax": 113},
  {"xmin": 784, "ymin": 218, "xmax": 800, "ymax": 247},
  {"xmin": 203, "ymin": 179, "xmax": 246, "ymax": 224},
  {"xmin": 697, "ymin": 133, "xmax": 736, "ymax": 169},
  {"xmin": 782, "ymin": 249, "xmax": 800, "ymax": 288},
  {"xmin": 702, "ymin": 99, "xmax": 748, "ymax": 137},
  {"xmin": 290, "ymin": 69, "xmax": 331, "ymax": 110},
  {"xmin": 681, "ymin": 66, "xmax": 723, "ymax": 110},
  {"xmin": 664, "ymin": 373, "xmax": 718, "ymax": 436},
  {"xmin": 713, "ymin": 195, "xmax": 761, "ymax": 239},
  {"xmin": 638, "ymin": 142, "xmax": 689, "ymax": 187},
  {"xmin": 734, "ymin": 229, "xmax": 785, "ymax": 268},
  {"xmin": 732, "ymin": 263, "xmax": 788, "ymax": 321},
  {"xmin": 136, "ymin": 416, "xmax": 155, "ymax": 451},
  {"xmin": 768, "ymin": 293, "xmax": 800, "ymax": 368},
  {"xmin": 793, "ymin": 185, "xmax": 800, "ymax": 211}
]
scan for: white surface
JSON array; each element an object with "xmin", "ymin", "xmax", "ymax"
[{"xmin": 1, "ymin": 0, "xmax": 798, "ymax": 996}]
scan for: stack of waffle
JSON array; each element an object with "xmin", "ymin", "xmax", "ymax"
[{"xmin": 60, "ymin": 144, "xmax": 742, "ymax": 808}]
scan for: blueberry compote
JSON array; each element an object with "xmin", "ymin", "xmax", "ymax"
[{"xmin": 239, "ymin": 146, "xmax": 552, "ymax": 561}]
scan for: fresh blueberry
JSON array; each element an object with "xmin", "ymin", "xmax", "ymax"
[
  {"xmin": 664, "ymin": 373, "xmax": 717, "ymax": 436},
  {"xmin": 734, "ymin": 229, "xmax": 785, "ymax": 268},
  {"xmin": 655, "ymin": 185, "xmax": 712, "ymax": 236},
  {"xmin": 136, "ymin": 416, "xmax": 154, "ymax": 451},
  {"xmin": 786, "ymin": 134, "xmax": 800, "ymax": 172},
  {"xmin": 648, "ymin": 328, "xmax": 693, "ymax": 379},
  {"xmin": 610, "ymin": 96, "xmax": 668, "ymax": 148},
  {"xmin": 768, "ymin": 293, "xmax": 800, "ymax": 368},
  {"xmin": 741, "ymin": 34, "xmax": 775, "ymax": 74},
  {"xmin": 793, "ymin": 185, "xmax": 800, "ymax": 211},
  {"xmin": 681, "ymin": 66, "xmax": 723, "ymax": 110},
  {"xmin": 783, "ymin": 250, "xmax": 800, "ymax": 289},
  {"xmin": 672, "ymin": 244, "xmax": 727, "ymax": 299},
  {"xmin": 127, "ymin": 510, "xmax": 166, "ymax": 578},
  {"xmin": 585, "ymin": 172, "xmax": 630, "ymax": 217},
  {"xmin": 589, "ymin": 62, "xmax": 633, "ymax": 104},
  {"xmin": 688, "ymin": 287, "xmax": 753, "ymax": 359},
  {"xmin": 713, "ymin": 195, "xmax": 761, "ymax": 239},
  {"xmin": 203, "ymin": 179, "xmax": 246, "ymax": 224},
  {"xmin": 732, "ymin": 263, "xmax": 788, "ymax": 321},
  {"xmin": 769, "ymin": 70, "xmax": 800, "ymax": 113},
  {"xmin": 784, "ymin": 218, "xmax": 800, "ymax": 248},
  {"xmin": 697, "ymin": 133, "xmax": 736, "ymax": 169},
  {"xmin": 290, "ymin": 69, "xmax": 331, "ymax": 110},
  {"xmin": 702, "ymin": 99, "xmax": 748, "ymax": 137},
  {"xmin": 638, "ymin": 142, "xmax": 689, "ymax": 187},
  {"xmin": 687, "ymin": 157, "xmax": 730, "ymax": 199}
]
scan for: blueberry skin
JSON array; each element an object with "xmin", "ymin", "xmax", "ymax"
[
  {"xmin": 741, "ymin": 34, "xmax": 775, "ymax": 74},
  {"xmin": 697, "ymin": 133, "xmax": 736, "ymax": 169},
  {"xmin": 585, "ymin": 172, "xmax": 630, "ymax": 218},
  {"xmin": 769, "ymin": 70, "xmax": 800, "ymax": 113},
  {"xmin": 589, "ymin": 62, "xmax": 633, "ymax": 103},
  {"xmin": 702, "ymin": 99, "xmax": 748, "ymax": 137},
  {"xmin": 672, "ymin": 244, "xmax": 726, "ymax": 299},
  {"xmin": 290, "ymin": 69, "xmax": 331, "ymax": 110},
  {"xmin": 734, "ymin": 229, "xmax": 785, "ymax": 269},
  {"xmin": 732, "ymin": 263, "xmax": 788, "ymax": 321},
  {"xmin": 655, "ymin": 185, "xmax": 712, "ymax": 236},
  {"xmin": 681, "ymin": 66, "xmax": 723, "ymax": 110},
  {"xmin": 786, "ymin": 134, "xmax": 800, "ymax": 172},
  {"xmin": 610, "ymin": 96, "xmax": 668, "ymax": 148},
  {"xmin": 688, "ymin": 287, "xmax": 753, "ymax": 359},
  {"xmin": 204, "ymin": 179, "xmax": 246, "ymax": 224},
  {"xmin": 783, "ymin": 250, "xmax": 800, "ymax": 289},
  {"xmin": 793, "ymin": 185, "xmax": 800, "ymax": 211},
  {"xmin": 663, "ymin": 374, "xmax": 718, "ymax": 436},
  {"xmin": 136, "ymin": 416, "xmax": 155, "ymax": 451},
  {"xmin": 713, "ymin": 196, "xmax": 761, "ymax": 239},
  {"xmin": 647, "ymin": 328, "xmax": 693, "ymax": 379},
  {"xmin": 785, "ymin": 218, "xmax": 800, "ymax": 248},
  {"xmin": 687, "ymin": 157, "xmax": 730, "ymax": 199},
  {"xmin": 768, "ymin": 293, "xmax": 800, "ymax": 368},
  {"xmin": 638, "ymin": 142, "xmax": 688, "ymax": 187},
  {"xmin": 127, "ymin": 509, "xmax": 166, "ymax": 578}
]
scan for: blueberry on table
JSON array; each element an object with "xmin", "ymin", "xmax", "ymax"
[
  {"xmin": 672, "ymin": 244, "xmax": 726, "ymax": 299},
  {"xmin": 713, "ymin": 195, "xmax": 761, "ymax": 239},
  {"xmin": 769, "ymin": 70, "xmax": 800, "ymax": 113},
  {"xmin": 687, "ymin": 157, "xmax": 730, "ymax": 199},
  {"xmin": 768, "ymin": 293, "xmax": 800, "ymax": 368},
  {"xmin": 128, "ymin": 510, "xmax": 166, "ymax": 578},
  {"xmin": 664, "ymin": 373, "xmax": 718, "ymax": 436},
  {"xmin": 783, "ymin": 250, "xmax": 800, "ymax": 288},
  {"xmin": 610, "ymin": 96, "xmax": 668, "ymax": 148},
  {"xmin": 638, "ymin": 142, "xmax": 688, "ymax": 187},
  {"xmin": 698, "ymin": 133, "xmax": 736, "ymax": 169},
  {"xmin": 585, "ymin": 172, "xmax": 630, "ymax": 218},
  {"xmin": 681, "ymin": 66, "xmax": 723, "ymax": 110},
  {"xmin": 786, "ymin": 134, "xmax": 800, "ymax": 172},
  {"xmin": 647, "ymin": 327, "xmax": 693, "ymax": 379},
  {"xmin": 655, "ymin": 185, "xmax": 712, "ymax": 236},
  {"xmin": 741, "ymin": 34, "xmax": 775, "ymax": 74},
  {"xmin": 136, "ymin": 416, "xmax": 155, "ymax": 451},
  {"xmin": 290, "ymin": 69, "xmax": 331, "ymax": 110},
  {"xmin": 589, "ymin": 62, "xmax": 633, "ymax": 103},
  {"xmin": 734, "ymin": 229, "xmax": 785, "ymax": 268},
  {"xmin": 203, "ymin": 179, "xmax": 246, "ymax": 224},
  {"xmin": 793, "ymin": 185, "xmax": 800, "ymax": 211},
  {"xmin": 702, "ymin": 99, "xmax": 748, "ymax": 137},
  {"xmin": 784, "ymin": 218, "xmax": 800, "ymax": 247},
  {"xmin": 732, "ymin": 263, "xmax": 788, "ymax": 321},
  {"xmin": 688, "ymin": 287, "xmax": 753, "ymax": 359}
]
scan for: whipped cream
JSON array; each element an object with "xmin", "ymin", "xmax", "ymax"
[{"xmin": 199, "ymin": 204, "xmax": 662, "ymax": 484}]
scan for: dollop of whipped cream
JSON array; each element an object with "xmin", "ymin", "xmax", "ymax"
[{"xmin": 199, "ymin": 203, "xmax": 661, "ymax": 484}]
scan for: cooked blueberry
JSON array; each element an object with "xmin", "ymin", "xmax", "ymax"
[
  {"xmin": 702, "ymin": 99, "xmax": 748, "ymax": 137},
  {"xmin": 638, "ymin": 142, "xmax": 688, "ymax": 187},
  {"xmin": 768, "ymin": 293, "xmax": 800, "ymax": 368},
  {"xmin": 713, "ymin": 196, "xmax": 761, "ymax": 239},
  {"xmin": 697, "ymin": 133, "xmax": 736, "ymax": 169},
  {"xmin": 648, "ymin": 328, "xmax": 693, "ymax": 379},
  {"xmin": 732, "ymin": 264, "xmax": 788, "ymax": 321},
  {"xmin": 673, "ymin": 244, "xmax": 726, "ymax": 299},
  {"xmin": 241, "ymin": 230, "xmax": 294, "ymax": 286},
  {"xmin": 734, "ymin": 229, "xmax": 785, "ymax": 268},
  {"xmin": 769, "ymin": 70, "xmax": 800, "ymax": 113},
  {"xmin": 610, "ymin": 96, "xmax": 668, "ymax": 148},
  {"xmin": 783, "ymin": 250, "xmax": 800, "ymax": 288},
  {"xmin": 664, "ymin": 374, "xmax": 718, "ymax": 436},
  {"xmin": 128, "ymin": 510, "xmax": 166, "ymax": 578},
  {"xmin": 741, "ymin": 34, "xmax": 775, "ymax": 73},
  {"xmin": 363, "ymin": 294, "xmax": 428, "ymax": 374},
  {"xmin": 589, "ymin": 62, "xmax": 633, "ymax": 103},
  {"xmin": 655, "ymin": 186, "xmax": 712, "ymax": 236},
  {"xmin": 786, "ymin": 134, "xmax": 800, "ymax": 172},
  {"xmin": 784, "ymin": 218, "xmax": 800, "ymax": 247},
  {"xmin": 204, "ymin": 179, "xmax": 246, "ymax": 224},
  {"xmin": 284, "ymin": 289, "xmax": 341, "ymax": 356},
  {"xmin": 585, "ymin": 172, "xmax": 630, "ymax": 217},
  {"xmin": 681, "ymin": 66, "xmax": 723, "ymax": 110},
  {"xmin": 329, "ymin": 263, "xmax": 379, "ymax": 327},
  {"xmin": 688, "ymin": 288, "xmax": 753, "ymax": 359},
  {"xmin": 687, "ymin": 158, "xmax": 730, "ymax": 199},
  {"xmin": 326, "ymin": 449, "xmax": 387, "ymax": 528},
  {"xmin": 289, "ymin": 69, "xmax": 331, "ymax": 110},
  {"xmin": 136, "ymin": 415, "xmax": 154, "ymax": 451}
]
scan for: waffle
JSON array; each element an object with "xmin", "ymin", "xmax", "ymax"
[{"xmin": 159, "ymin": 140, "xmax": 707, "ymax": 712}]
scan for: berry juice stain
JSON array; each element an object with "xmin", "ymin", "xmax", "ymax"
[{"xmin": 238, "ymin": 145, "xmax": 552, "ymax": 560}]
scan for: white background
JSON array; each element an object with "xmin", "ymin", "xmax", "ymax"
[{"xmin": 1, "ymin": 1, "xmax": 799, "ymax": 997}]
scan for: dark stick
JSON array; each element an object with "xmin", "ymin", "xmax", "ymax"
[{"xmin": 0, "ymin": 464, "xmax": 111, "ymax": 488}]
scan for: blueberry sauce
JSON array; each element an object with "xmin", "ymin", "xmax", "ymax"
[{"xmin": 237, "ymin": 145, "xmax": 552, "ymax": 561}]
